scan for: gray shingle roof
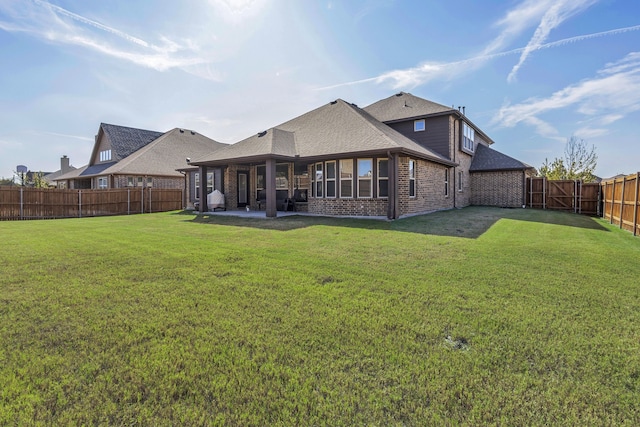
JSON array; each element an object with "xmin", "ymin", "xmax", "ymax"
[
  {"xmin": 191, "ymin": 99, "xmax": 456, "ymax": 166},
  {"xmin": 363, "ymin": 92, "xmax": 453, "ymax": 122},
  {"xmin": 101, "ymin": 123, "xmax": 165, "ymax": 161},
  {"xmin": 56, "ymin": 128, "xmax": 225, "ymax": 180},
  {"xmin": 470, "ymin": 144, "xmax": 533, "ymax": 172}
]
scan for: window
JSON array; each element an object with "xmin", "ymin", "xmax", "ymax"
[
  {"xmin": 414, "ymin": 119, "xmax": 425, "ymax": 132},
  {"xmin": 137, "ymin": 177, "xmax": 143, "ymax": 187},
  {"xmin": 127, "ymin": 176, "xmax": 134, "ymax": 187},
  {"xmin": 458, "ymin": 171, "xmax": 463, "ymax": 192},
  {"xmin": 194, "ymin": 172, "xmax": 214, "ymax": 198},
  {"xmin": 444, "ymin": 169, "xmax": 449, "ymax": 197},
  {"xmin": 340, "ymin": 159, "xmax": 353, "ymax": 198},
  {"xmin": 276, "ymin": 164, "xmax": 289, "ymax": 190},
  {"xmin": 409, "ymin": 160, "xmax": 416, "ymax": 198},
  {"xmin": 357, "ymin": 158, "xmax": 372, "ymax": 198},
  {"xmin": 147, "ymin": 177, "xmax": 153, "ymax": 188},
  {"xmin": 377, "ymin": 159, "xmax": 388, "ymax": 198},
  {"xmin": 463, "ymin": 123, "xmax": 475, "ymax": 152},
  {"xmin": 99, "ymin": 149, "xmax": 111, "ymax": 162},
  {"xmin": 98, "ymin": 177, "xmax": 108, "ymax": 189},
  {"xmin": 315, "ymin": 163, "xmax": 323, "ymax": 198},
  {"xmin": 325, "ymin": 161, "xmax": 336, "ymax": 198}
]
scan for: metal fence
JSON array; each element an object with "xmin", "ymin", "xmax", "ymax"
[{"xmin": 0, "ymin": 187, "xmax": 183, "ymax": 220}]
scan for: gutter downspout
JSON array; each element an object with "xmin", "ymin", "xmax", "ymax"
[{"xmin": 179, "ymin": 170, "xmax": 187, "ymax": 209}]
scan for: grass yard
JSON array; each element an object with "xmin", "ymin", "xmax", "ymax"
[{"xmin": 1, "ymin": 207, "xmax": 639, "ymax": 425}]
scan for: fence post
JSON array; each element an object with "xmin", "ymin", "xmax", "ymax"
[
  {"xmin": 574, "ymin": 180, "xmax": 578, "ymax": 214},
  {"xmin": 141, "ymin": 186, "xmax": 144, "ymax": 214},
  {"xmin": 79, "ymin": 190, "xmax": 82, "ymax": 218},
  {"xmin": 20, "ymin": 187, "xmax": 23, "ymax": 219},
  {"xmin": 620, "ymin": 177, "xmax": 626, "ymax": 229},
  {"xmin": 127, "ymin": 189, "xmax": 130, "ymax": 215},
  {"xmin": 634, "ymin": 172, "xmax": 639, "ymax": 236},
  {"xmin": 610, "ymin": 180, "xmax": 615, "ymax": 224},
  {"xmin": 149, "ymin": 188, "xmax": 152, "ymax": 213},
  {"xmin": 543, "ymin": 177, "xmax": 546, "ymax": 210}
]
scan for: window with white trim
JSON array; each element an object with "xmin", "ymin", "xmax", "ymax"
[
  {"xmin": 325, "ymin": 161, "xmax": 336, "ymax": 198},
  {"xmin": 357, "ymin": 158, "xmax": 372, "ymax": 198},
  {"xmin": 377, "ymin": 158, "xmax": 388, "ymax": 198},
  {"xmin": 315, "ymin": 163, "xmax": 323, "ymax": 198},
  {"xmin": 99, "ymin": 149, "xmax": 111, "ymax": 162},
  {"xmin": 98, "ymin": 177, "xmax": 108, "ymax": 189},
  {"xmin": 194, "ymin": 172, "xmax": 214, "ymax": 199},
  {"xmin": 463, "ymin": 123, "xmax": 475, "ymax": 152},
  {"xmin": 339, "ymin": 159, "xmax": 353, "ymax": 198},
  {"xmin": 445, "ymin": 169, "xmax": 449, "ymax": 197},
  {"xmin": 409, "ymin": 160, "xmax": 416, "ymax": 198},
  {"xmin": 137, "ymin": 177, "xmax": 143, "ymax": 187},
  {"xmin": 458, "ymin": 171, "xmax": 463, "ymax": 192},
  {"xmin": 147, "ymin": 177, "xmax": 153, "ymax": 188},
  {"xmin": 127, "ymin": 176, "xmax": 134, "ymax": 187},
  {"xmin": 414, "ymin": 119, "xmax": 425, "ymax": 132}
]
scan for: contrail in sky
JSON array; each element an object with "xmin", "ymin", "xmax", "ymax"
[
  {"xmin": 316, "ymin": 25, "xmax": 640, "ymax": 91},
  {"xmin": 33, "ymin": 0, "xmax": 151, "ymax": 48}
]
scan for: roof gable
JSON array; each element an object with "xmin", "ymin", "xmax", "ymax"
[
  {"xmin": 363, "ymin": 92, "xmax": 453, "ymax": 123},
  {"xmin": 100, "ymin": 123, "xmax": 164, "ymax": 161}
]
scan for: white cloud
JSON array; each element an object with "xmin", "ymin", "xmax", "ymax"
[
  {"xmin": 493, "ymin": 52, "xmax": 640, "ymax": 137},
  {"xmin": 0, "ymin": 0, "xmax": 214, "ymax": 77},
  {"xmin": 504, "ymin": 0, "xmax": 597, "ymax": 82}
]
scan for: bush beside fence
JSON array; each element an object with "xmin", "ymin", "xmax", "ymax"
[
  {"xmin": 601, "ymin": 173, "xmax": 640, "ymax": 236},
  {"xmin": 0, "ymin": 187, "xmax": 183, "ymax": 220}
]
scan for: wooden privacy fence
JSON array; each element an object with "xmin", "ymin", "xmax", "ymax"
[
  {"xmin": 0, "ymin": 187, "xmax": 183, "ymax": 220},
  {"xmin": 526, "ymin": 177, "xmax": 601, "ymax": 215},
  {"xmin": 601, "ymin": 173, "xmax": 640, "ymax": 236}
]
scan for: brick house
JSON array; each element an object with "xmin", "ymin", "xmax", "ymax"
[
  {"xmin": 190, "ymin": 92, "xmax": 533, "ymax": 219},
  {"xmin": 55, "ymin": 123, "xmax": 225, "ymax": 204}
]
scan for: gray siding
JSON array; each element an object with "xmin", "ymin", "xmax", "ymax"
[{"xmin": 387, "ymin": 115, "xmax": 451, "ymax": 159}]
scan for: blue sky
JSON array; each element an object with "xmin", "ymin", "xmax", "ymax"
[{"xmin": 1, "ymin": 0, "xmax": 639, "ymax": 180}]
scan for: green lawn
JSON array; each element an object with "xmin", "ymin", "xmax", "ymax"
[{"xmin": 1, "ymin": 207, "xmax": 639, "ymax": 426}]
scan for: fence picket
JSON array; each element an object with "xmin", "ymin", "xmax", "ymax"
[{"xmin": 0, "ymin": 187, "xmax": 183, "ymax": 220}]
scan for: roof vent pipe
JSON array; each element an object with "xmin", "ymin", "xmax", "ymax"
[{"xmin": 462, "ymin": 106, "xmax": 466, "ymax": 115}]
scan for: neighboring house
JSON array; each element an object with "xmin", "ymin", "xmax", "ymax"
[
  {"xmin": 189, "ymin": 92, "xmax": 534, "ymax": 219},
  {"xmin": 55, "ymin": 123, "xmax": 225, "ymax": 207},
  {"xmin": 46, "ymin": 155, "xmax": 77, "ymax": 187}
]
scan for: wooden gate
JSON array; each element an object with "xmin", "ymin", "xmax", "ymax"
[{"xmin": 526, "ymin": 178, "xmax": 600, "ymax": 215}]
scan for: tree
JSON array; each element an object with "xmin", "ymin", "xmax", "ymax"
[
  {"xmin": 31, "ymin": 172, "xmax": 50, "ymax": 188},
  {"xmin": 538, "ymin": 136, "xmax": 597, "ymax": 182}
]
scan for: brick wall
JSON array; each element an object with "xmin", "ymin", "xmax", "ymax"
[
  {"xmin": 398, "ymin": 156, "xmax": 454, "ymax": 217},
  {"xmin": 471, "ymin": 171, "xmax": 525, "ymax": 207},
  {"xmin": 454, "ymin": 153, "xmax": 472, "ymax": 207}
]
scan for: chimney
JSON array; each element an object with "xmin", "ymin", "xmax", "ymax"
[{"xmin": 61, "ymin": 155, "xmax": 70, "ymax": 173}]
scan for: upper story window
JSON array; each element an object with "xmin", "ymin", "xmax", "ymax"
[
  {"xmin": 463, "ymin": 123, "xmax": 475, "ymax": 152},
  {"xmin": 99, "ymin": 149, "xmax": 112, "ymax": 162},
  {"xmin": 414, "ymin": 119, "xmax": 425, "ymax": 132}
]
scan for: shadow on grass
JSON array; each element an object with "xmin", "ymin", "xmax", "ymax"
[{"xmin": 174, "ymin": 206, "xmax": 609, "ymax": 239}]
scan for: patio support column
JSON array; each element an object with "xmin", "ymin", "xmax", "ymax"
[
  {"xmin": 199, "ymin": 165, "xmax": 208, "ymax": 213},
  {"xmin": 265, "ymin": 158, "xmax": 277, "ymax": 217},
  {"xmin": 388, "ymin": 152, "xmax": 398, "ymax": 220}
]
